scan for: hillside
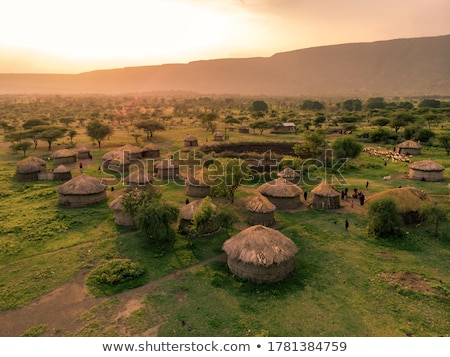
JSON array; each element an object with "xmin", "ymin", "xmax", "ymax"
[{"xmin": 1, "ymin": 35, "xmax": 449, "ymax": 97}]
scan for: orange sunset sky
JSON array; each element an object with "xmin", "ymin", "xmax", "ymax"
[{"xmin": 1, "ymin": 0, "xmax": 449, "ymax": 74}]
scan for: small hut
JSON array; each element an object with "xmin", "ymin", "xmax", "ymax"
[
  {"xmin": 141, "ymin": 143, "xmax": 160, "ymax": 158},
  {"xmin": 408, "ymin": 159, "xmax": 445, "ymax": 182},
  {"xmin": 213, "ymin": 132, "xmax": 223, "ymax": 141},
  {"xmin": 57, "ymin": 174, "xmax": 107, "ymax": 207},
  {"xmin": 155, "ymin": 159, "xmax": 180, "ymax": 180},
  {"xmin": 51, "ymin": 149, "xmax": 77, "ymax": 165},
  {"xmin": 257, "ymin": 178, "xmax": 303, "ymax": 210},
  {"xmin": 277, "ymin": 167, "xmax": 301, "ymax": 184},
  {"xmin": 77, "ymin": 147, "xmax": 92, "ymax": 160},
  {"xmin": 102, "ymin": 150, "xmax": 131, "ymax": 172},
  {"xmin": 117, "ymin": 144, "xmax": 143, "ymax": 160},
  {"xmin": 246, "ymin": 194, "xmax": 276, "ymax": 227},
  {"xmin": 366, "ymin": 186, "xmax": 437, "ymax": 224},
  {"xmin": 222, "ymin": 225, "xmax": 298, "ymax": 283},
  {"xmin": 124, "ymin": 170, "xmax": 152, "ymax": 191},
  {"xmin": 109, "ymin": 195, "xmax": 135, "ymax": 227},
  {"xmin": 15, "ymin": 156, "xmax": 47, "ymax": 182},
  {"xmin": 53, "ymin": 164, "xmax": 72, "ymax": 181},
  {"xmin": 311, "ymin": 181, "xmax": 341, "ymax": 209},
  {"xmin": 397, "ymin": 140, "xmax": 422, "ymax": 156},
  {"xmin": 184, "ymin": 135, "xmax": 198, "ymax": 147},
  {"xmin": 178, "ymin": 198, "xmax": 219, "ymax": 235},
  {"xmin": 238, "ymin": 126, "xmax": 250, "ymax": 133},
  {"xmin": 185, "ymin": 168, "xmax": 212, "ymax": 198}
]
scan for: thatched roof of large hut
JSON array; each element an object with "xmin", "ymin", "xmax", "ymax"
[
  {"xmin": 186, "ymin": 168, "xmax": 214, "ymax": 186},
  {"xmin": 184, "ymin": 135, "xmax": 198, "ymax": 142},
  {"xmin": 102, "ymin": 150, "xmax": 130, "ymax": 164},
  {"xmin": 257, "ymin": 178, "xmax": 303, "ymax": 197},
  {"xmin": 57, "ymin": 174, "xmax": 106, "ymax": 195},
  {"xmin": 124, "ymin": 170, "xmax": 152, "ymax": 185},
  {"xmin": 109, "ymin": 195, "xmax": 125, "ymax": 212},
  {"xmin": 397, "ymin": 140, "xmax": 422, "ymax": 149},
  {"xmin": 246, "ymin": 194, "xmax": 276, "ymax": 213},
  {"xmin": 53, "ymin": 164, "xmax": 71, "ymax": 173},
  {"xmin": 51, "ymin": 149, "xmax": 77, "ymax": 158},
  {"xmin": 311, "ymin": 180, "xmax": 340, "ymax": 196},
  {"xmin": 223, "ymin": 225, "xmax": 298, "ymax": 267},
  {"xmin": 117, "ymin": 144, "xmax": 142, "ymax": 154},
  {"xmin": 409, "ymin": 159, "xmax": 445, "ymax": 172},
  {"xmin": 277, "ymin": 167, "xmax": 300, "ymax": 180},
  {"xmin": 78, "ymin": 146, "xmax": 90, "ymax": 153},
  {"xmin": 16, "ymin": 156, "xmax": 46, "ymax": 173},
  {"xmin": 179, "ymin": 198, "xmax": 217, "ymax": 221}
]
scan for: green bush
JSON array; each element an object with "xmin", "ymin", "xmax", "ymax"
[
  {"xmin": 367, "ymin": 198, "xmax": 404, "ymax": 239},
  {"xmin": 87, "ymin": 259, "xmax": 145, "ymax": 286}
]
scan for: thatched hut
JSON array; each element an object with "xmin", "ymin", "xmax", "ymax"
[
  {"xmin": 213, "ymin": 132, "xmax": 223, "ymax": 141},
  {"xmin": 141, "ymin": 143, "xmax": 160, "ymax": 158},
  {"xmin": 15, "ymin": 156, "xmax": 47, "ymax": 182},
  {"xmin": 51, "ymin": 149, "xmax": 77, "ymax": 165},
  {"xmin": 277, "ymin": 167, "xmax": 301, "ymax": 184},
  {"xmin": 366, "ymin": 186, "xmax": 437, "ymax": 224},
  {"xmin": 246, "ymin": 194, "xmax": 276, "ymax": 227},
  {"xmin": 311, "ymin": 181, "xmax": 341, "ymax": 209},
  {"xmin": 109, "ymin": 195, "xmax": 135, "ymax": 227},
  {"xmin": 257, "ymin": 178, "xmax": 303, "ymax": 210},
  {"xmin": 238, "ymin": 126, "xmax": 250, "ymax": 133},
  {"xmin": 155, "ymin": 159, "xmax": 180, "ymax": 180},
  {"xmin": 102, "ymin": 150, "xmax": 131, "ymax": 172},
  {"xmin": 77, "ymin": 146, "xmax": 92, "ymax": 160},
  {"xmin": 124, "ymin": 170, "xmax": 152, "ymax": 191},
  {"xmin": 178, "ymin": 198, "xmax": 219, "ymax": 235},
  {"xmin": 222, "ymin": 225, "xmax": 298, "ymax": 283},
  {"xmin": 53, "ymin": 164, "xmax": 72, "ymax": 181},
  {"xmin": 185, "ymin": 168, "xmax": 212, "ymax": 198},
  {"xmin": 397, "ymin": 140, "xmax": 422, "ymax": 155},
  {"xmin": 57, "ymin": 174, "xmax": 107, "ymax": 207},
  {"xmin": 184, "ymin": 135, "xmax": 198, "ymax": 147},
  {"xmin": 408, "ymin": 159, "xmax": 445, "ymax": 182},
  {"xmin": 117, "ymin": 144, "xmax": 143, "ymax": 160}
]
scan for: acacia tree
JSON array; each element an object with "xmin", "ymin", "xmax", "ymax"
[
  {"xmin": 37, "ymin": 126, "xmax": 67, "ymax": 151},
  {"xmin": 419, "ymin": 203, "xmax": 448, "ymax": 238},
  {"xmin": 86, "ymin": 119, "xmax": 112, "ymax": 148},
  {"xmin": 10, "ymin": 141, "xmax": 33, "ymax": 157},
  {"xmin": 293, "ymin": 129, "xmax": 328, "ymax": 159},
  {"xmin": 135, "ymin": 119, "xmax": 165, "ymax": 140},
  {"xmin": 438, "ymin": 134, "xmax": 450, "ymax": 155}
]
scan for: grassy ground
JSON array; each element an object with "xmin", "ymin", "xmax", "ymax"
[{"xmin": 0, "ymin": 122, "xmax": 449, "ymax": 336}]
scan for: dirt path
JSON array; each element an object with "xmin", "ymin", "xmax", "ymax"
[{"xmin": 0, "ymin": 254, "xmax": 226, "ymax": 336}]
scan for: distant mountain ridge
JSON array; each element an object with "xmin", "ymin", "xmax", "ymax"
[{"xmin": 1, "ymin": 35, "xmax": 449, "ymax": 97}]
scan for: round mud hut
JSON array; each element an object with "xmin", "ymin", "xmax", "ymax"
[
  {"xmin": 124, "ymin": 170, "xmax": 153, "ymax": 191},
  {"xmin": 222, "ymin": 225, "xmax": 298, "ymax": 283},
  {"xmin": 102, "ymin": 150, "xmax": 131, "ymax": 172},
  {"xmin": 257, "ymin": 178, "xmax": 303, "ymax": 210},
  {"xmin": 277, "ymin": 167, "xmax": 301, "ymax": 184},
  {"xmin": 51, "ymin": 149, "xmax": 77, "ymax": 166},
  {"xmin": 117, "ymin": 144, "xmax": 143, "ymax": 160},
  {"xmin": 52, "ymin": 164, "xmax": 72, "ymax": 181},
  {"xmin": 311, "ymin": 181, "xmax": 341, "ymax": 209},
  {"xmin": 408, "ymin": 159, "xmax": 445, "ymax": 182},
  {"xmin": 238, "ymin": 126, "xmax": 250, "ymax": 133},
  {"xmin": 246, "ymin": 194, "xmax": 276, "ymax": 227},
  {"xmin": 141, "ymin": 143, "xmax": 160, "ymax": 158},
  {"xmin": 366, "ymin": 186, "xmax": 437, "ymax": 224},
  {"xmin": 57, "ymin": 174, "xmax": 107, "ymax": 207},
  {"xmin": 15, "ymin": 156, "xmax": 47, "ymax": 182},
  {"xmin": 397, "ymin": 140, "xmax": 422, "ymax": 156},
  {"xmin": 109, "ymin": 195, "xmax": 135, "ymax": 227},
  {"xmin": 178, "ymin": 198, "xmax": 219, "ymax": 235},
  {"xmin": 77, "ymin": 146, "xmax": 92, "ymax": 160},
  {"xmin": 155, "ymin": 159, "xmax": 180, "ymax": 180},
  {"xmin": 185, "ymin": 168, "xmax": 212, "ymax": 198},
  {"xmin": 213, "ymin": 131, "xmax": 223, "ymax": 141},
  {"xmin": 184, "ymin": 135, "xmax": 198, "ymax": 147}
]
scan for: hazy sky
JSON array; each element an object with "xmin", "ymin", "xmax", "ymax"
[{"xmin": 1, "ymin": 0, "xmax": 449, "ymax": 73}]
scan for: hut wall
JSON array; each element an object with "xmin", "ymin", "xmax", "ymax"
[
  {"xmin": 408, "ymin": 169, "xmax": 443, "ymax": 182},
  {"xmin": 227, "ymin": 257, "xmax": 295, "ymax": 283},
  {"xmin": 312, "ymin": 195, "xmax": 340, "ymax": 209},
  {"xmin": 263, "ymin": 195, "xmax": 301, "ymax": 210},
  {"xmin": 157, "ymin": 168, "xmax": 179, "ymax": 180},
  {"xmin": 186, "ymin": 184, "xmax": 210, "ymax": 197},
  {"xmin": 53, "ymin": 156, "xmax": 77, "ymax": 165},
  {"xmin": 247, "ymin": 212, "xmax": 275, "ymax": 227},
  {"xmin": 53, "ymin": 172, "xmax": 72, "ymax": 181},
  {"xmin": 398, "ymin": 147, "xmax": 421, "ymax": 156},
  {"xmin": 15, "ymin": 172, "xmax": 39, "ymax": 182},
  {"xmin": 113, "ymin": 211, "xmax": 135, "ymax": 227},
  {"xmin": 78, "ymin": 151, "xmax": 91, "ymax": 160},
  {"xmin": 142, "ymin": 149, "xmax": 160, "ymax": 158},
  {"xmin": 58, "ymin": 191, "xmax": 107, "ymax": 207}
]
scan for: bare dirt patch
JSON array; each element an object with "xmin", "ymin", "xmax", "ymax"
[{"xmin": 377, "ymin": 271, "xmax": 446, "ymax": 297}]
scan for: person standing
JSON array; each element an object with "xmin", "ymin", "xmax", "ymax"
[
  {"xmin": 303, "ymin": 191, "xmax": 308, "ymax": 201},
  {"xmin": 79, "ymin": 162, "xmax": 83, "ymax": 173},
  {"xmin": 345, "ymin": 219, "xmax": 349, "ymax": 230}
]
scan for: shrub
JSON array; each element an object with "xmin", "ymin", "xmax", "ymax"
[
  {"xmin": 87, "ymin": 259, "xmax": 145, "ymax": 286},
  {"xmin": 367, "ymin": 198, "xmax": 404, "ymax": 239}
]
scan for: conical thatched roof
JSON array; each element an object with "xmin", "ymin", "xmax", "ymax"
[
  {"xmin": 179, "ymin": 198, "xmax": 217, "ymax": 221},
  {"xmin": 184, "ymin": 135, "xmax": 198, "ymax": 142},
  {"xmin": 124, "ymin": 170, "xmax": 152, "ymax": 184},
  {"xmin": 102, "ymin": 150, "xmax": 130, "ymax": 164},
  {"xmin": 51, "ymin": 149, "xmax": 77, "ymax": 158},
  {"xmin": 409, "ymin": 159, "xmax": 445, "ymax": 172},
  {"xmin": 277, "ymin": 167, "xmax": 300, "ymax": 179},
  {"xmin": 186, "ymin": 168, "xmax": 213, "ymax": 186},
  {"xmin": 397, "ymin": 140, "xmax": 422, "ymax": 149},
  {"xmin": 223, "ymin": 225, "xmax": 298, "ymax": 267},
  {"xmin": 78, "ymin": 146, "xmax": 90, "ymax": 153},
  {"xmin": 117, "ymin": 144, "xmax": 142, "ymax": 154},
  {"xmin": 258, "ymin": 178, "xmax": 302, "ymax": 197},
  {"xmin": 311, "ymin": 180, "xmax": 340, "ymax": 196},
  {"xmin": 366, "ymin": 187, "xmax": 436, "ymax": 213},
  {"xmin": 16, "ymin": 156, "xmax": 46, "ymax": 173},
  {"xmin": 246, "ymin": 194, "xmax": 276, "ymax": 213},
  {"xmin": 109, "ymin": 195, "xmax": 124, "ymax": 211},
  {"xmin": 142, "ymin": 143, "xmax": 159, "ymax": 151},
  {"xmin": 57, "ymin": 174, "xmax": 106, "ymax": 195},
  {"xmin": 53, "ymin": 164, "xmax": 70, "ymax": 173}
]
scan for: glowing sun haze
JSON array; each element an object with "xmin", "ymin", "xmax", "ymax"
[{"xmin": 1, "ymin": 0, "xmax": 449, "ymax": 73}]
